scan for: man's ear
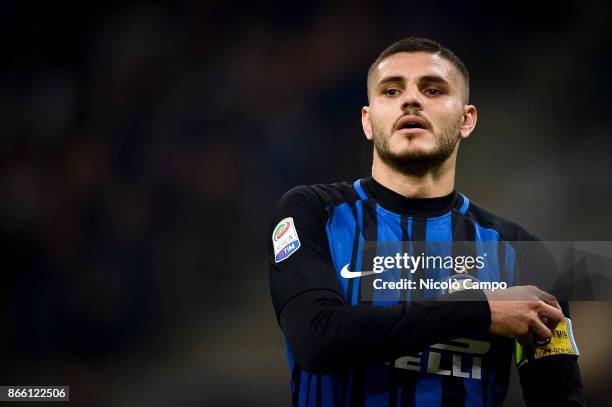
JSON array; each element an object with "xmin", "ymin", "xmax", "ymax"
[
  {"xmin": 459, "ymin": 104, "xmax": 477, "ymax": 139},
  {"xmin": 362, "ymin": 106, "xmax": 373, "ymax": 140}
]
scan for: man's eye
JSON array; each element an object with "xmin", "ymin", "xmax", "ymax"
[
  {"xmin": 424, "ymin": 88, "xmax": 442, "ymax": 96},
  {"xmin": 384, "ymin": 89, "xmax": 401, "ymax": 97}
]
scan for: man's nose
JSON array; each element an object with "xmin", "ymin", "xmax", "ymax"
[{"xmin": 401, "ymin": 86, "xmax": 423, "ymax": 111}]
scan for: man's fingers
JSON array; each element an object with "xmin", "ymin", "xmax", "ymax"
[
  {"xmin": 538, "ymin": 315, "xmax": 560, "ymax": 331},
  {"xmin": 536, "ymin": 302, "xmax": 564, "ymax": 327},
  {"xmin": 541, "ymin": 299, "xmax": 561, "ymax": 311},
  {"xmin": 529, "ymin": 318, "xmax": 552, "ymax": 341},
  {"xmin": 535, "ymin": 289, "xmax": 561, "ymax": 311}
]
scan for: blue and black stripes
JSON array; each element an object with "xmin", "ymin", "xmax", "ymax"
[{"xmin": 287, "ymin": 179, "xmax": 520, "ymax": 406}]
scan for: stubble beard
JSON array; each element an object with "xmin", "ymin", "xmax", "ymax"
[{"xmin": 372, "ymin": 120, "xmax": 462, "ymax": 176}]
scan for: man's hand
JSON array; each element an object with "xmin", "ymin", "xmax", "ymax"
[{"xmin": 483, "ymin": 285, "xmax": 563, "ymax": 347}]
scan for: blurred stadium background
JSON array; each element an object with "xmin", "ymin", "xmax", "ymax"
[{"xmin": 0, "ymin": 1, "xmax": 611, "ymax": 406}]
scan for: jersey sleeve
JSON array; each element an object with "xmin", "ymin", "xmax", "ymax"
[
  {"xmin": 518, "ymin": 351, "xmax": 585, "ymax": 406},
  {"xmin": 268, "ymin": 185, "xmax": 344, "ymax": 320},
  {"xmin": 512, "ymin": 232, "xmax": 585, "ymax": 405},
  {"xmin": 513, "ymin": 236, "xmax": 563, "ymax": 296}
]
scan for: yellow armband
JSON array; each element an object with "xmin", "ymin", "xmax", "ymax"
[{"xmin": 515, "ymin": 317, "xmax": 579, "ymax": 368}]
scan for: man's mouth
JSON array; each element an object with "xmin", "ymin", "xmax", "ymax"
[{"xmin": 395, "ymin": 115, "xmax": 429, "ymax": 131}]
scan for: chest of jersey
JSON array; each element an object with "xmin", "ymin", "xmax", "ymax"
[
  {"xmin": 324, "ymin": 199, "xmax": 515, "ymax": 398},
  {"xmin": 325, "ymin": 200, "xmax": 515, "ymax": 303}
]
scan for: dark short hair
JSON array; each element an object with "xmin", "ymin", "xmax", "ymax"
[{"xmin": 367, "ymin": 37, "xmax": 470, "ymax": 102}]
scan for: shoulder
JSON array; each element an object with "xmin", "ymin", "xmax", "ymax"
[
  {"xmin": 276, "ymin": 181, "xmax": 362, "ymax": 212},
  {"xmin": 464, "ymin": 197, "xmax": 540, "ymax": 242}
]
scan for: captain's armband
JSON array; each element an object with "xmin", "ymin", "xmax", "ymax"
[{"xmin": 515, "ymin": 317, "xmax": 579, "ymax": 368}]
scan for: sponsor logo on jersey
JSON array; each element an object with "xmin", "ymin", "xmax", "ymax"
[
  {"xmin": 273, "ymin": 217, "xmax": 301, "ymax": 263},
  {"xmin": 340, "ymin": 264, "xmax": 380, "ymax": 279},
  {"xmin": 393, "ymin": 338, "xmax": 491, "ymax": 380}
]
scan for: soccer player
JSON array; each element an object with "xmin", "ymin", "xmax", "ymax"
[{"xmin": 269, "ymin": 38, "xmax": 584, "ymax": 406}]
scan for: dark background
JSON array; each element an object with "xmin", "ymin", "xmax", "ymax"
[{"xmin": 1, "ymin": 1, "xmax": 611, "ymax": 406}]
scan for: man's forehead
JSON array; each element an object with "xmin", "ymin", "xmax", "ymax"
[{"xmin": 374, "ymin": 52, "xmax": 460, "ymax": 85}]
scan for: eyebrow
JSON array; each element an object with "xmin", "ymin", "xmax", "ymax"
[
  {"xmin": 377, "ymin": 74, "xmax": 451, "ymax": 88},
  {"xmin": 377, "ymin": 75, "xmax": 405, "ymax": 87},
  {"xmin": 419, "ymin": 75, "xmax": 450, "ymax": 86}
]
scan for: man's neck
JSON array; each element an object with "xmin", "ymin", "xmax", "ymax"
[{"xmin": 371, "ymin": 152, "xmax": 456, "ymax": 199}]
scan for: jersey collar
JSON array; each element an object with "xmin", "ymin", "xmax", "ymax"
[{"xmin": 359, "ymin": 177, "xmax": 461, "ymax": 217}]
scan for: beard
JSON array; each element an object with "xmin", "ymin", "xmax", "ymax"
[{"xmin": 372, "ymin": 119, "xmax": 462, "ymax": 176}]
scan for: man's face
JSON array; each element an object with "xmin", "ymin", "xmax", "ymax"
[{"xmin": 362, "ymin": 52, "xmax": 476, "ymax": 174}]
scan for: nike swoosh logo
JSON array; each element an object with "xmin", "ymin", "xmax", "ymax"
[{"xmin": 340, "ymin": 263, "xmax": 381, "ymax": 279}]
